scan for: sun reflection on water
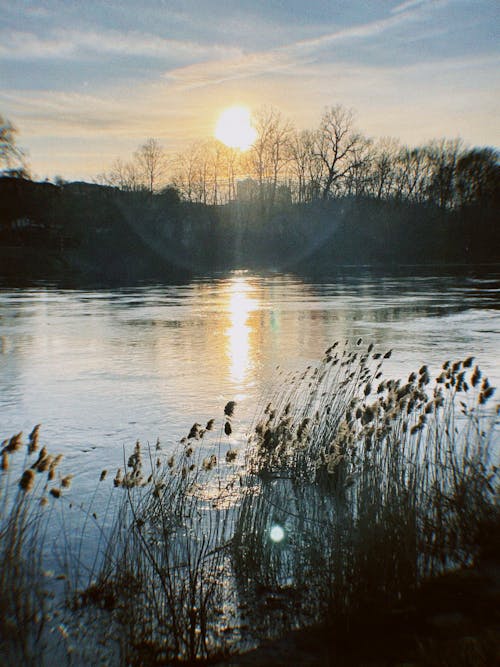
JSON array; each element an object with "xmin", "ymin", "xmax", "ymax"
[{"xmin": 225, "ymin": 277, "xmax": 259, "ymax": 385}]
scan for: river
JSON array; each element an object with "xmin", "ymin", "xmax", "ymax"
[{"xmin": 1, "ymin": 269, "xmax": 499, "ymax": 496}]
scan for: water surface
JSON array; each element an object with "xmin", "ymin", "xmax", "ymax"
[{"xmin": 1, "ymin": 270, "xmax": 499, "ymax": 495}]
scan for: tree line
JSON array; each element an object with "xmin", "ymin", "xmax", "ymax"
[
  {"xmin": 1, "ymin": 106, "xmax": 498, "ymax": 281},
  {"xmin": 96, "ymin": 105, "xmax": 499, "ymax": 212},
  {"xmin": 2, "ymin": 106, "xmax": 499, "ymax": 213}
]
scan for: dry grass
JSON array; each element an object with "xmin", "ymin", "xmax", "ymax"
[
  {"xmin": 233, "ymin": 343, "xmax": 499, "ymax": 638},
  {"xmin": 0, "ymin": 428, "xmax": 71, "ymax": 665},
  {"xmin": 0, "ymin": 348, "xmax": 498, "ymax": 664},
  {"xmin": 75, "ymin": 406, "xmax": 242, "ymax": 664}
]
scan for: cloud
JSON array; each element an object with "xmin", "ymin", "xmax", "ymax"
[
  {"xmin": 0, "ymin": 27, "xmax": 240, "ymax": 62},
  {"xmin": 1, "ymin": 87, "xmax": 177, "ymax": 136},
  {"xmin": 163, "ymin": 2, "xmax": 444, "ymax": 90},
  {"xmin": 0, "ymin": 0, "xmax": 451, "ymax": 69},
  {"xmin": 391, "ymin": 0, "xmax": 432, "ymax": 14},
  {"xmin": 390, "ymin": 0, "xmax": 457, "ymax": 17},
  {"xmin": 164, "ymin": 50, "xmax": 303, "ymax": 90},
  {"xmin": 1, "ymin": 0, "xmax": 497, "ymax": 179}
]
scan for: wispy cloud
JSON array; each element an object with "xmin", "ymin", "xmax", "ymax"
[
  {"xmin": 0, "ymin": 27, "xmax": 240, "ymax": 62},
  {"xmin": 391, "ymin": 0, "xmax": 432, "ymax": 14},
  {"xmin": 164, "ymin": 50, "xmax": 302, "ymax": 90},
  {"xmin": 1, "ymin": 87, "xmax": 181, "ymax": 137},
  {"xmin": 1, "ymin": 0, "xmax": 497, "ymax": 179},
  {"xmin": 164, "ymin": 1, "xmax": 444, "ymax": 90},
  {"xmin": 390, "ymin": 0, "xmax": 454, "ymax": 14},
  {"xmin": 0, "ymin": 0, "xmax": 449, "ymax": 69}
]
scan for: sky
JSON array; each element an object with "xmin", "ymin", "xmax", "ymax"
[{"xmin": 1, "ymin": 0, "xmax": 499, "ymax": 180}]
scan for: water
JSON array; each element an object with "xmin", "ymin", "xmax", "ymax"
[{"xmin": 1, "ymin": 270, "xmax": 499, "ymax": 497}]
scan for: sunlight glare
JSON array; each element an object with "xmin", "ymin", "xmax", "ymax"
[
  {"xmin": 225, "ymin": 277, "xmax": 258, "ymax": 384},
  {"xmin": 215, "ymin": 106, "xmax": 257, "ymax": 151}
]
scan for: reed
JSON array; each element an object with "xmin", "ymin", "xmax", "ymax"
[
  {"xmin": 0, "ymin": 345, "xmax": 498, "ymax": 664},
  {"xmin": 76, "ymin": 413, "xmax": 242, "ymax": 664},
  {"xmin": 232, "ymin": 343, "xmax": 499, "ymax": 639},
  {"xmin": 0, "ymin": 429, "xmax": 72, "ymax": 665}
]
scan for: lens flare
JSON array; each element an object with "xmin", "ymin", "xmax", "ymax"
[{"xmin": 270, "ymin": 524, "xmax": 285, "ymax": 543}]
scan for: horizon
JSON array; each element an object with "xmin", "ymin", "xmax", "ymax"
[{"xmin": 1, "ymin": 0, "xmax": 499, "ymax": 181}]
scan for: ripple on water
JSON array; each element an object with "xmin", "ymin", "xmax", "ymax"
[{"xmin": 1, "ymin": 271, "xmax": 499, "ymax": 502}]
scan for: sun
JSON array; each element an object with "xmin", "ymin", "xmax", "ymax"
[{"xmin": 215, "ymin": 106, "xmax": 257, "ymax": 151}]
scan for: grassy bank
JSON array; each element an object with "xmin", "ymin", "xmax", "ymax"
[{"xmin": 0, "ymin": 344, "xmax": 498, "ymax": 664}]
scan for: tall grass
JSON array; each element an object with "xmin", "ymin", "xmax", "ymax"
[
  {"xmin": 75, "ymin": 409, "xmax": 242, "ymax": 664},
  {"xmin": 0, "ymin": 427, "xmax": 72, "ymax": 665},
  {"xmin": 1, "ymin": 345, "xmax": 498, "ymax": 664},
  {"xmin": 233, "ymin": 343, "xmax": 499, "ymax": 639}
]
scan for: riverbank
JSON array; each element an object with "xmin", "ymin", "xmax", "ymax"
[
  {"xmin": 221, "ymin": 563, "xmax": 500, "ymax": 666},
  {"xmin": 1, "ymin": 176, "xmax": 499, "ymax": 282}
]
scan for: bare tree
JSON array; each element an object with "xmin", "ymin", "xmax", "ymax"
[
  {"xmin": 201, "ymin": 139, "xmax": 229, "ymax": 205},
  {"xmin": 314, "ymin": 105, "xmax": 364, "ymax": 199},
  {"xmin": 171, "ymin": 144, "xmax": 198, "ymax": 202},
  {"xmin": 289, "ymin": 129, "xmax": 323, "ymax": 203},
  {"xmin": 425, "ymin": 138, "xmax": 463, "ymax": 209},
  {"xmin": 172, "ymin": 141, "xmax": 218, "ymax": 204},
  {"xmin": 248, "ymin": 106, "xmax": 293, "ymax": 208},
  {"xmin": 98, "ymin": 157, "xmax": 143, "ymax": 191},
  {"xmin": 0, "ymin": 114, "xmax": 28, "ymax": 176},
  {"xmin": 368, "ymin": 138, "xmax": 401, "ymax": 200},
  {"xmin": 178, "ymin": 139, "xmax": 238, "ymax": 205},
  {"xmin": 222, "ymin": 143, "xmax": 240, "ymax": 202},
  {"xmin": 135, "ymin": 138, "xmax": 167, "ymax": 195},
  {"xmin": 343, "ymin": 136, "xmax": 373, "ymax": 197},
  {"xmin": 394, "ymin": 146, "xmax": 432, "ymax": 203}
]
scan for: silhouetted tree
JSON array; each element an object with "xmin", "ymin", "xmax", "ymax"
[
  {"xmin": 248, "ymin": 106, "xmax": 293, "ymax": 209},
  {"xmin": 135, "ymin": 138, "xmax": 167, "ymax": 195},
  {"xmin": 97, "ymin": 157, "xmax": 143, "ymax": 191},
  {"xmin": 0, "ymin": 114, "xmax": 28, "ymax": 176},
  {"xmin": 368, "ymin": 138, "xmax": 401, "ymax": 200},
  {"xmin": 289, "ymin": 129, "xmax": 322, "ymax": 203},
  {"xmin": 171, "ymin": 143, "xmax": 200, "ymax": 202},
  {"xmin": 90, "ymin": 102, "xmax": 498, "ymax": 223},
  {"xmin": 343, "ymin": 136, "xmax": 373, "ymax": 197},
  {"xmin": 314, "ymin": 106, "xmax": 364, "ymax": 199},
  {"xmin": 394, "ymin": 146, "xmax": 431, "ymax": 203},
  {"xmin": 455, "ymin": 147, "xmax": 500, "ymax": 207},
  {"xmin": 425, "ymin": 138, "xmax": 462, "ymax": 209}
]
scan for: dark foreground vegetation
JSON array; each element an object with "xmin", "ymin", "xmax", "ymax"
[
  {"xmin": 1, "ymin": 345, "xmax": 498, "ymax": 665},
  {"xmin": 0, "ymin": 173, "xmax": 498, "ymax": 282}
]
